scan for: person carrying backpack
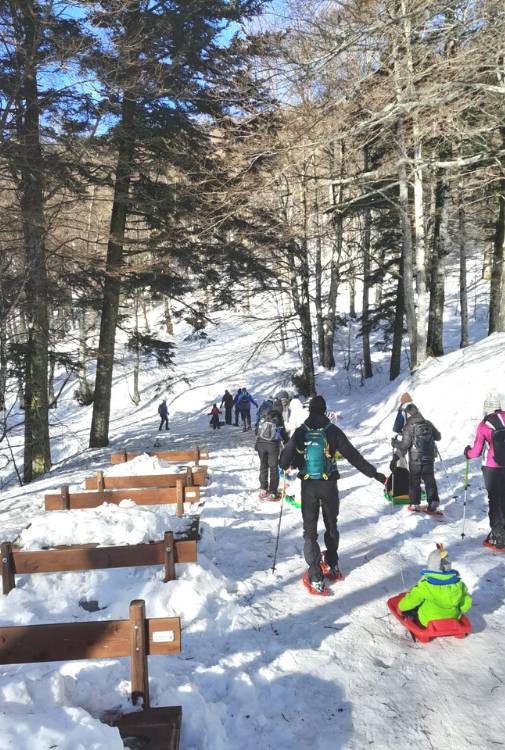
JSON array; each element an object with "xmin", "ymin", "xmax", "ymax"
[
  {"xmin": 279, "ymin": 395, "xmax": 386, "ymax": 595},
  {"xmin": 158, "ymin": 399, "xmax": 169, "ymax": 431},
  {"xmin": 220, "ymin": 390, "xmax": 235, "ymax": 425},
  {"xmin": 464, "ymin": 393, "xmax": 505, "ymax": 550},
  {"xmin": 233, "ymin": 388, "xmax": 242, "ymax": 427},
  {"xmin": 394, "ymin": 403, "xmax": 441, "ymax": 512},
  {"xmin": 255, "ymin": 405, "xmax": 288, "ymax": 500},
  {"xmin": 237, "ymin": 388, "xmax": 258, "ymax": 431}
]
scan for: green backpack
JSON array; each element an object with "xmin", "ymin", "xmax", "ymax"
[{"xmin": 302, "ymin": 425, "xmax": 334, "ymax": 479}]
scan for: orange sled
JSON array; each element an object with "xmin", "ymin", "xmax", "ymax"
[{"xmin": 387, "ymin": 593, "xmax": 472, "ymax": 643}]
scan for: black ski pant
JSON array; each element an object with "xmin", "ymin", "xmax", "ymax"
[
  {"xmin": 240, "ymin": 408, "xmax": 251, "ymax": 429},
  {"xmin": 409, "ymin": 463, "xmax": 439, "ymax": 505},
  {"xmin": 301, "ymin": 479, "xmax": 339, "ymax": 583},
  {"xmin": 234, "ymin": 406, "xmax": 240, "ymax": 426},
  {"xmin": 483, "ymin": 467, "xmax": 505, "ymax": 539},
  {"xmin": 224, "ymin": 407, "xmax": 232, "ymax": 425},
  {"xmin": 210, "ymin": 416, "xmax": 220, "ymax": 430},
  {"xmin": 159, "ymin": 416, "xmax": 169, "ymax": 431},
  {"xmin": 257, "ymin": 440, "xmax": 280, "ymax": 493}
]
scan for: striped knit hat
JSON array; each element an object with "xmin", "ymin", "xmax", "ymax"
[{"xmin": 484, "ymin": 392, "xmax": 501, "ymax": 415}]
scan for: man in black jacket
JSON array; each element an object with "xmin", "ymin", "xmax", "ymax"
[
  {"xmin": 220, "ymin": 390, "xmax": 235, "ymax": 425},
  {"xmin": 394, "ymin": 403, "xmax": 441, "ymax": 511},
  {"xmin": 279, "ymin": 395, "xmax": 386, "ymax": 594}
]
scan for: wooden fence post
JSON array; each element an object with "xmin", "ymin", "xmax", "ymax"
[
  {"xmin": 185, "ymin": 466, "xmax": 193, "ymax": 487},
  {"xmin": 175, "ymin": 481, "xmax": 184, "ymax": 518},
  {"xmin": 163, "ymin": 532, "xmax": 176, "ymax": 582},
  {"xmin": 122, "ymin": 449, "xmax": 128, "ymax": 463},
  {"xmin": 96, "ymin": 471, "xmax": 105, "ymax": 492},
  {"xmin": 60, "ymin": 485, "xmax": 70, "ymax": 510},
  {"xmin": 129, "ymin": 599, "xmax": 149, "ymax": 708},
  {"xmin": 194, "ymin": 445, "xmax": 200, "ymax": 466},
  {"xmin": 1, "ymin": 542, "xmax": 15, "ymax": 595}
]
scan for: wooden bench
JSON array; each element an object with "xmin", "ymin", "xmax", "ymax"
[
  {"xmin": 84, "ymin": 466, "xmax": 207, "ymax": 491},
  {"xmin": 1, "ymin": 518, "xmax": 199, "ymax": 595},
  {"xmin": 111, "ymin": 445, "xmax": 209, "ymax": 466},
  {"xmin": 0, "ymin": 599, "xmax": 182, "ymax": 749},
  {"xmin": 45, "ymin": 478, "xmax": 201, "ymax": 516}
]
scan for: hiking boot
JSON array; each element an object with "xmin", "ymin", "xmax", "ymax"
[
  {"xmin": 487, "ymin": 531, "xmax": 505, "ymax": 549},
  {"xmin": 320, "ymin": 554, "xmax": 342, "ymax": 581},
  {"xmin": 258, "ymin": 490, "xmax": 269, "ymax": 500},
  {"xmin": 427, "ymin": 500, "xmax": 440, "ymax": 513}
]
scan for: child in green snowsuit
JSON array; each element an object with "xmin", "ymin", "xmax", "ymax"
[{"xmin": 398, "ymin": 545, "xmax": 472, "ymax": 627}]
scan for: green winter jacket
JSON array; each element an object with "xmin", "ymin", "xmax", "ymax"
[{"xmin": 398, "ymin": 569, "xmax": 472, "ymax": 627}]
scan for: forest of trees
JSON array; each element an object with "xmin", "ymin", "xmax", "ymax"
[{"xmin": 1, "ymin": 0, "xmax": 505, "ymax": 482}]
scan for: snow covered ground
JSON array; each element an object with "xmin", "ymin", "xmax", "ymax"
[{"xmin": 1, "ymin": 274, "xmax": 505, "ymax": 749}]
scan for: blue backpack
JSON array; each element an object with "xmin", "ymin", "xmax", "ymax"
[{"xmin": 302, "ymin": 425, "xmax": 334, "ymax": 479}]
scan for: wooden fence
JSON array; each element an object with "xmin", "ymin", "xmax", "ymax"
[
  {"xmin": 45, "ymin": 481, "xmax": 200, "ymax": 516},
  {"xmin": 0, "ymin": 599, "xmax": 182, "ymax": 748},
  {"xmin": 111, "ymin": 445, "xmax": 208, "ymax": 466},
  {"xmin": 1, "ymin": 520, "xmax": 199, "ymax": 595}
]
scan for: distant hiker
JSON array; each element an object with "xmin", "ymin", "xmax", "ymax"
[
  {"xmin": 279, "ymin": 395, "xmax": 386, "ymax": 595},
  {"xmin": 233, "ymin": 388, "xmax": 243, "ymax": 427},
  {"xmin": 255, "ymin": 403, "xmax": 288, "ymax": 500},
  {"xmin": 276, "ymin": 390, "xmax": 291, "ymax": 430},
  {"xmin": 209, "ymin": 404, "xmax": 221, "ymax": 430},
  {"xmin": 392, "ymin": 392, "xmax": 414, "ymax": 435},
  {"xmin": 398, "ymin": 545, "xmax": 472, "ymax": 627},
  {"xmin": 237, "ymin": 388, "xmax": 258, "ymax": 431},
  {"xmin": 220, "ymin": 389, "xmax": 235, "ymax": 425},
  {"xmin": 158, "ymin": 399, "xmax": 169, "ymax": 431},
  {"xmin": 393, "ymin": 403, "xmax": 441, "ymax": 511},
  {"xmin": 464, "ymin": 393, "xmax": 505, "ymax": 549}
]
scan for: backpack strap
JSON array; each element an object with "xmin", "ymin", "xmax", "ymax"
[{"xmin": 485, "ymin": 413, "xmax": 505, "ymax": 431}]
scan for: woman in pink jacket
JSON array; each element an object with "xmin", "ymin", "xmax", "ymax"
[{"xmin": 465, "ymin": 393, "xmax": 505, "ymax": 550}]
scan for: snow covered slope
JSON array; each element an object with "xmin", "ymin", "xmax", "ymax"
[{"xmin": 1, "ymin": 308, "xmax": 505, "ymax": 749}]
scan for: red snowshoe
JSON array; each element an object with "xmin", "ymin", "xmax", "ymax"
[
  {"xmin": 387, "ymin": 593, "xmax": 472, "ymax": 643},
  {"xmin": 302, "ymin": 571, "xmax": 330, "ymax": 597},
  {"xmin": 483, "ymin": 534, "xmax": 505, "ymax": 553},
  {"xmin": 408, "ymin": 504, "xmax": 443, "ymax": 518},
  {"xmin": 320, "ymin": 551, "xmax": 344, "ymax": 582}
]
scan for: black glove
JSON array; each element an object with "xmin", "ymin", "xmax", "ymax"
[
  {"xmin": 375, "ymin": 472, "xmax": 387, "ymax": 485},
  {"xmin": 464, "ymin": 445, "xmax": 471, "ymax": 459},
  {"xmin": 389, "ymin": 455, "xmax": 399, "ymax": 472}
]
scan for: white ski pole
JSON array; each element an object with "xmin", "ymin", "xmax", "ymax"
[
  {"xmin": 272, "ymin": 471, "xmax": 287, "ymax": 574},
  {"xmin": 436, "ymin": 447, "xmax": 458, "ymax": 499},
  {"xmin": 461, "ymin": 459, "xmax": 470, "ymax": 539}
]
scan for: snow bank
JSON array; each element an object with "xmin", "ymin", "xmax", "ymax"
[
  {"xmin": 17, "ymin": 501, "xmax": 193, "ymax": 549},
  {"xmin": 105, "ymin": 453, "xmax": 189, "ymax": 477}
]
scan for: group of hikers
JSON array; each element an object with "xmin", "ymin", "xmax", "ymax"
[
  {"xmin": 222, "ymin": 386, "xmax": 504, "ymax": 625},
  {"xmin": 208, "ymin": 388, "xmax": 260, "ymax": 430}
]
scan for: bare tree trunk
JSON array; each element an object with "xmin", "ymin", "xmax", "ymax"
[
  {"xmin": 13, "ymin": 0, "xmax": 51, "ymax": 481},
  {"xmin": 362, "ymin": 214, "xmax": 373, "ymax": 378},
  {"xmin": 400, "ymin": 0, "xmax": 427, "ymax": 366},
  {"xmin": 390, "ymin": 258, "xmax": 405, "ymax": 380},
  {"xmin": 427, "ymin": 167, "xmax": 450, "ymax": 356},
  {"xmin": 458, "ymin": 174, "xmax": 469, "ymax": 348},
  {"xmin": 132, "ymin": 292, "xmax": 140, "ymax": 405},
  {"xmin": 396, "ymin": 119, "xmax": 418, "ymax": 367},
  {"xmin": 89, "ymin": 95, "xmax": 136, "ymax": 447},
  {"xmin": 48, "ymin": 354, "xmax": 56, "ymax": 408},
  {"xmin": 164, "ymin": 297, "xmax": 174, "ymax": 335},
  {"xmin": 489, "ymin": 129, "xmax": 505, "ymax": 333}
]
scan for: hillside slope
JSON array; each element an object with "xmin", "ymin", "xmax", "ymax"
[{"xmin": 0, "ymin": 310, "xmax": 504, "ymax": 749}]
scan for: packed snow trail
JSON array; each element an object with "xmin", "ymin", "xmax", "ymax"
[{"xmin": 179, "ymin": 422, "xmax": 505, "ymax": 749}]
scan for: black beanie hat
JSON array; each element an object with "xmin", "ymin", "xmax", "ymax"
[{"xmin": 309, "ymin": 395, "xmax": 326, "ymax": 414}]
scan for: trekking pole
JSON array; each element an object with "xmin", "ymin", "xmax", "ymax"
[
  {"xmin": 461, "ymin": 459, "xmax": 470, "ymax": 539},
  {"xmin": 272, "ymin": 472, "xmax": 287, "ymax": 574},
  {"xmin": 436, "ymin": 447, "xmax": 458, "ymax": 499}
]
